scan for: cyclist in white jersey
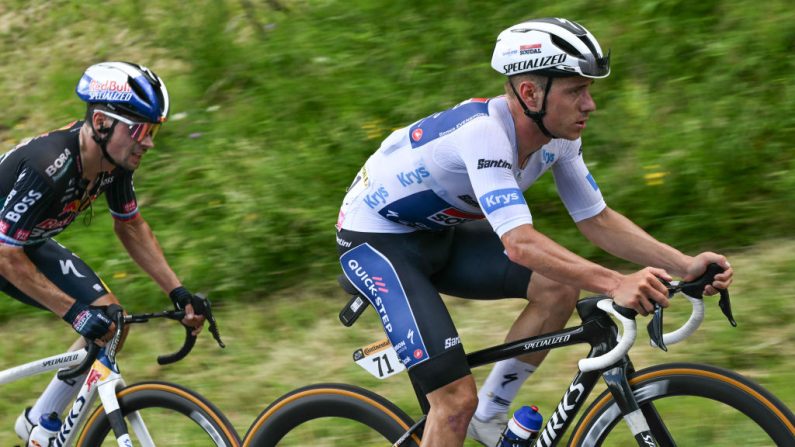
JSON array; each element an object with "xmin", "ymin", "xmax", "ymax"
[{"xmin": 336, "ymin": 18, "xmax": 733, "ymax": 447}]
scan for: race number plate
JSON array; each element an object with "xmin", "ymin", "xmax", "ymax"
[{"xmin": 353, "ymin": 338, "xmax": 406, "ymax": 379}]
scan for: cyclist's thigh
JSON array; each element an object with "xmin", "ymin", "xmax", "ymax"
[
  {"xmin": 337, "ymin": 229, "xmax": 470, "ymax": 394},
  {"xmin": 432, "ymin": 220, "xmax": 531, "ymax": 299},
  {"xmin": 0, "ymin": 239, "xmax": 110, "ymax": 309}
]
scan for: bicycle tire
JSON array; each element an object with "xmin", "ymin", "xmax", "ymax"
[
  {"xmin": 569, "ymin": 362, "xmax": 795, "ymax": 446},
  {"xmin": 76, "ymin": 381, "xmax": 239, "ymax": 446},
  {"xmin": 242, "ymin": 383, "xmax": 421, "ymax": 447}
]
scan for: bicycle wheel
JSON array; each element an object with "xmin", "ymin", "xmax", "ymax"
[
  {"xmin": 242, "ymin": 383, "xmax": 421, "ymax": 447},
  {"xmin": 76, "ymin": 381, "xmax": 239, "ymax": 446},
  {"xmin": 569, "ymin": 362, "xmax": 795, "ymax": 446}
]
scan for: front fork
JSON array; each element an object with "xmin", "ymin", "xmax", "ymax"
[{"xmin": 602, "ymin": 361, "xmax": 672, "ymax": 447}]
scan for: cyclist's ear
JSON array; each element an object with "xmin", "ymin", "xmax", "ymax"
[{"xmin": 91, "ymin": 109, "xmax": 111, "ymax": 133}]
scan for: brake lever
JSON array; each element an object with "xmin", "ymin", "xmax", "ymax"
[
  {"xmin": 647, "ymin": 303, "xmax": 667, "ymax": 352},
  {"xmin": 718, "ymin": 289, "xmax": 737, "ymax": 327},
  {"xmin": 646, "ymin": 277, "xmax": 672, "ymax": 351},
  {"xmin": 105, "ymin": 304, "xmax": 125, "ymax": 364},
  {"xmin": 196, "ymin": 293, "xmax": 225, "ymax": 349}
]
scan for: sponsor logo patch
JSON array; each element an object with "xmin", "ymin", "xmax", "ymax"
[
  {"xmin": 479, "ymin": 188, "xmax": 526, "ymax": 214},
  {"xmin": 503, "ymin": 53, "xmax": 567, "ymax": 75},
  {"xmin": 477, "ymin": 159, "xmax": 513, "ymax": 169}
]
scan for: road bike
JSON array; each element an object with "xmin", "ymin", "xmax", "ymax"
[
  {"xmin": 241, "ymin": 265, "xmax": 795, "ymax": 446},
  {"xmin": 1, "ymin": 295, "xmax": 240, "ymax": 446}
]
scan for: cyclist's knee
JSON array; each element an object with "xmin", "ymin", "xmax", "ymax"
[{"xmin": 427, "ymin": 374, "xmax": 477, "ymax": 416}]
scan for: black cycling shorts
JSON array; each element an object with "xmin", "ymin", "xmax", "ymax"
[
  {"xmin": 0, "ymin": 239, "xmax": 110, "ymax": 310},
  {"xmin": 337, "ymin": 220, "xmax": 532, "ymax": 394}
]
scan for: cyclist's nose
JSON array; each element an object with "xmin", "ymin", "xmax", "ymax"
[
  {"xmin": 581, "ymin": 89, "xmax": 596, "ymax": 113},
  {"xmin": 139, "ymin": 134, "xmax": 155, "ymax": 149}
]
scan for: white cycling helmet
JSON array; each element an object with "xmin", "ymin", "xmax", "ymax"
[{"xmin": 492, "ymin": 17, "xmax": 610, "ymax": 79}]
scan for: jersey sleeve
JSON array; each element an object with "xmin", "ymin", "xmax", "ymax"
[
  {"xmin": 105, "ymin": 169, "xmax": 139, "ymax": 221},
  {"xmin": 0, "ymin": 167, "xmax": 56, "ymax": 246},
  {"xmin": 456, "ymin": 119, "xmax": 533, "ymax": 238},
  {"xmin": 552, "ymin": 139, "xmax": 606, "ymax": 222}
]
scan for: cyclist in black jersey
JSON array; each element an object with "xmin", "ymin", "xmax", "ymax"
[
  {"xmin": 1, "ymin": 61, "xmax": 206, "ymax": 443},
  {"xmin": 336, "ymin": 19, "xmax": 734, "ymax": 447}
]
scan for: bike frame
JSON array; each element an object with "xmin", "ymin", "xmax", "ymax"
[
  {"xmin": 0, "ymin": 347, "xmax": 152, "ymax": 447},
  {"xmin": 1, "ymin": 305, "xmax": 224, "ymax": 447},
  {"xmin": 400, "ymin": 296, "xmax": 664, "ymax": 447}
]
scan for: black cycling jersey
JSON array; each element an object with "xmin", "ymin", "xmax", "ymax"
[{"xmin": 0, "ymin": 121, "xmax": 138, "ymax": 247}]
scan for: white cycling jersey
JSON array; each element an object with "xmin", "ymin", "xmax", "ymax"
[{"xmin": 337, "ymin": 96, "xmax": 605, "ymax": 237}]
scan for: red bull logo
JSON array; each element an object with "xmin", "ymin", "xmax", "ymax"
[
  {"xmin": 88, "ymin": 79, "xmax": 133, "ymax": 101},
  {"xmin": 89, "ymin": 79, "xmax": 131, "ymax": 92}
]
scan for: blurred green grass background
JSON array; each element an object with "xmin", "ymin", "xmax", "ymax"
[{"xmin": 1, "ymin": 0, "xmax": 793, "ymax": 444}]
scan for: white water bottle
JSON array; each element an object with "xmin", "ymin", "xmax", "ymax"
[{"xmin": 27, "ymin": 412, "xmax": 61, "ymax": 447}]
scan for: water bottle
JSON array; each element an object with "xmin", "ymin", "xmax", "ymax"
[
  {"xmin": 27, "ymin": 412, "xmax": 61, "ymax": 447},
  {"xmin": 499, "ymin": 405, "xmax": 543, "ymax": 447}
]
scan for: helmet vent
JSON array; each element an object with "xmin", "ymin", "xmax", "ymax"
[
  {"xmin": 550, "ymin": 35, "xmax": 584, "ymax": 59},
  {"xmin": 126, "ymin": 75, "xmax": 148, "ymax": 102}
]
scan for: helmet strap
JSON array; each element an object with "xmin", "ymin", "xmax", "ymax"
[
  {"xmin": 89, "ymin": 116, "xmax": 124, "ymax": 168},
  {"xmin": 509, "ymin": 76, "xmax": 558, "ymax": 139}
]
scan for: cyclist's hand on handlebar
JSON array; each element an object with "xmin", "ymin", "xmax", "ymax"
[
  {"xmin": 683, "ymin": 252, "xmax": 733, "ymax": 295},
  {"xmin": 63, "ymin": 302, "xmax": 118, "ymax": 342},
  {"xmin": 610, "ymin": 267, "xmax": 672, "ymax": 316},
  {"xmin": 169, "ymin": 286, "xmax": 206, "ymax": 336}
]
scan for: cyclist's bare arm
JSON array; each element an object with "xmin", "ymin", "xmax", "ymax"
[
  {"xmin": 501, "ymin": 223, "xmax": 670, "ymax": 314},
  {"xmin": 576, "ymin": 207, "xmax": 691, "ymax": 274},
  {"xmin": 576, "ymin": 207, "xmax": 733, "ymax": 292},
  {"xmin": 113, "ymin": 215, "xmax": 205, "ymax": 331},
  {"xmin": 114, "ymin": 215, "xmax": 181, "ymax": 292},
  {"xmin": 0, "ymin": 243, "xmax": 76, "ymax": 317}
]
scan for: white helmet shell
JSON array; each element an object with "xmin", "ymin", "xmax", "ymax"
[{"xmin": 492, "ymin": 18, "xmax": 610, "ymax": 79}]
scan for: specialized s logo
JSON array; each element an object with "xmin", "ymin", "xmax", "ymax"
[
  {"xmin": 501, "ymin": 373, "xmax": 518, "ymax": 387},
  {"xmin": 479, "ymin": 188, "xmax": 526, "ymax": 214}
]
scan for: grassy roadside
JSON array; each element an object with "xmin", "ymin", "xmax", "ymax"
[{"xmin": 1, "ymin": 239, "xmax": 794, "ymax": 444}]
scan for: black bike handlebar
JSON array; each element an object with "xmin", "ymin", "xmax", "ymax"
[{"xmin": 57, "ymin": 294, "xmax": 225, "ymax": 380}]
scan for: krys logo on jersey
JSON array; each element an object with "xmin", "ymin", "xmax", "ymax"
[
  {"xmin": 479, "ymin": 188, "xmax": 526, "ymax": 214},
  {"xmin": 397, "ymin": 167, "xmax": 430, "ymax": 187},
  {"xmin": 363, "ymin": 186, "xmax": 389, "ymax": 209},
  {"xmin": 340, "ymin": 244, "xmax": 428, "ymax": 367}
]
